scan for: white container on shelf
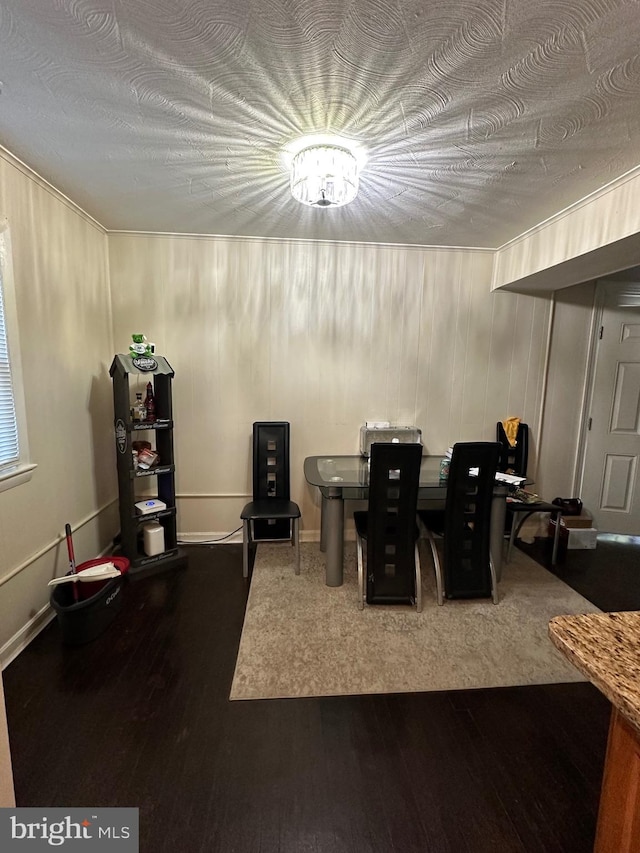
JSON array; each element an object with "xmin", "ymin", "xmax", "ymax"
[{"xmin": 143, "ymin": 522, "xmax": 165, "ymax": 556}]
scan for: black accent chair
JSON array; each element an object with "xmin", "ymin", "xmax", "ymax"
[
  {"xmin": 240, "ymin": 422, "xmax": 301, "ymax": 578},
  {"xmin": 496, "ymin": 422, "xmax": 563, "ymax": 565},
  {"xmin": 353, "ymin": 442, "xmax": 423, "ymax": 611},
  {"xmin": 419, "ymin": 442, "xmax": 500, "ymax": 604}
]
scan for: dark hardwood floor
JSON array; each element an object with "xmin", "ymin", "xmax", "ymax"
[
  {"xmin": 4, "ymin": 539, "xmax": 633, "ymax": 852},
  {"xmin": 517, "ymin": 532, "xmax": 640, "ymax": 612}
]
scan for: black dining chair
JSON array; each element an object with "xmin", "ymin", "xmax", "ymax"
[
  {"xmin": 497, "ymin": 420, "xmax": 529, "ymax": 475},
  {"xmin": 240, "ymin": 421, "xmax": 301, "ymax": 578},
  {"xmin": 496, "ymin": 421, "xmax": 563, "ymax": 564},
  {"xmin": 353, "ymin": 442, "xmax": 423, "ymax": 611},
  {"xmin": 419, "ymin": 442, "xmax": 501, "ymax": 604}
]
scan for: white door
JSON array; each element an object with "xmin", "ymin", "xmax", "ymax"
[{"xmin": 581, "ymin": 281, "xmax": 640, "ymax": 533}]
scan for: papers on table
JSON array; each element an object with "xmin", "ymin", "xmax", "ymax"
[
  {"xmin": 494, "ymin": 471, "xmax": 526, "ymax": 486},
  {"xmin": 467, "ymin": 467, "xmax": 525, "ymax": 485}
]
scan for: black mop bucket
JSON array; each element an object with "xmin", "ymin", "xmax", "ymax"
[{"xmin": 50, "ymin": 557, "xmax": 129, "ymax": 645}]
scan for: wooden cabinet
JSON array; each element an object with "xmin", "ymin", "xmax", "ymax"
[
  {"xmin": 595, "ymin": 708, "xmax": 640, "ymax": 853},
  {"xmin": 549, "ymin": 613, "xmax": 640, "ymax": 853},
  {"xmin": 109, "ymin": 353, "xmax": 187, "ymax": 578}
]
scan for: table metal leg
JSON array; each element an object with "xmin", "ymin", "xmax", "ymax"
[
  {"xmin": 323, "ymin": 495, "xmax": 344, "ymax": 587},
  {"xmin": 507, "ymin": 513, "xmax": 519, "ymax": 564},
  {"xmin": 508, "ymin": 508, "xmax": 563, "ymax": 567},
  {"xmin": 551, "ymin": 511, "xmax": 562, "ymax": 565},
  {"xmin": 491, "ymin": 492, "xmax": 507, "ymax": 582},
  {"xmin": 320, "ymin": 495, "xmax": 327, "ymax": 552}
]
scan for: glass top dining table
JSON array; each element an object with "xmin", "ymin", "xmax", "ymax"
[
  {"xmin": 304, "ymin": 454, "xmax": 447, "ymax": 499},
  {"xmin": 304, "ymin": 454, "xmax": 508, "ymax": 587}
]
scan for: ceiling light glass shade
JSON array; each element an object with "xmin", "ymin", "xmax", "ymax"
[{"xmin": 290, "ymin": 144, "xmax": 359, "ymax": 208}]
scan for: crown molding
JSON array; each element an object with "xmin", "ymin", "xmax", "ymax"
[
  {"xmin": 497, "ymin": 164, "xmax": 640, "ymax": 253},
  {"xmin": 0, "ymin": 145, "xmax": 106, "ymax": 234},
  {"xmin": 107, "ymin": 228, "xmax": 494, "ymax": 254}
]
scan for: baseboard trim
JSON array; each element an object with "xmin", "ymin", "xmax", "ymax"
[
  {"xmin": 178, "ymin": 532, "xmax": 245, "ymax": 545},
  {"xmin": 1, "ymin": 541, "xmax": 115, "ymax": 670},
  {"xmin": 177, "ymin": 530, "xmax": 356, "ymax": 545},
  {"xmin": 1, "ymin": 605, "xmax": 56, "ymax": 670}
]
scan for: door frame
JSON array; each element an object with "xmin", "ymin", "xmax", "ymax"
[
  {"xmin": 574, "ymin": 281, "xmax": 610, "ymax": 503},
  {"xmin": 574, "ymin": 279, "xmax": 640, "ymax": 523}
]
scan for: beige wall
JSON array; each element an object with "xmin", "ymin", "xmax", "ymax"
[
  {"xmin": 0, "ymin": 151, "xmax": 119, "ymax": 660},
  {"xmin": 108, "ymin": 233, "xmax": 554, "ymax": 539},
  {"xmin": 536, "ymin": 283, "xmax": 597, "ymax": 501}
]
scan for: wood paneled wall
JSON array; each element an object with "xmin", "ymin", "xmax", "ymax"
[
  {"xmin": 0, "ymin": 151, "xmax": 117, "ymax": 657},
  {"xmin": 537, "ymin": 283, "xmax": 597, "ymax": 503},
  {"xmin": 109, "ymin": 234, "xmax": 552, "ymax": 538}
]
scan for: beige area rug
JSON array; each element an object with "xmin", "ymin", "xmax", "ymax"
[{"xmin": 230, "ymin": 542, "xmax": 601, "ymax": 700}]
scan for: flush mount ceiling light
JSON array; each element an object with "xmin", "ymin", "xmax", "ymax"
[{"xmin": 287, "ymin": 136, "xmax": 364, "ymax": 208}]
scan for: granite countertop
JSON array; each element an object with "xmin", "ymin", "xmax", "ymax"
[{"xmin": 549, "ymin": 611, "xmax": 640, "ymax": 734}]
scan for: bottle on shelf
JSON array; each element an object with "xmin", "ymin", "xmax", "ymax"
[
  {"xmin": 132, "ymin": 392, "xmax": 147, "ymax": 423},
  {"xmin": 145, "ymin": 381, "xmax": 156, "ymax": 423}
]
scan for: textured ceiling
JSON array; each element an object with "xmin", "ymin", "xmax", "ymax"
[{"xmin": 1, "ymin": 0, "xmax": 640, "ymax": 248}]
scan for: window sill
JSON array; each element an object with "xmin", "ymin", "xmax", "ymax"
[{"xmin": 0, "ymin": 463, "xmax": 37, "ymax": 493}]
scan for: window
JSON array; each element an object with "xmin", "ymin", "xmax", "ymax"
[
  {"xmin": 0, "ymin": 262, "xmax": 18, "ymax": 467},
  {"xmin": 0, "ymin": 221, "xmax": 34, "ymax": 491}
]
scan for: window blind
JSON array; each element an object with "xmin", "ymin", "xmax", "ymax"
[{"xmin": 0, "ymin": 267, "xmax": 19, "ymax": 468}]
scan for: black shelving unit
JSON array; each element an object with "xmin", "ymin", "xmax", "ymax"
[{"xmin": 109, "ymin": 353, "xmax": 188, "ymax": 578}]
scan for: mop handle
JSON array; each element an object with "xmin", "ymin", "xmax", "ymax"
[{"xmin": 65, "ymin": 523, "xmax": 79, "ymax": 602}]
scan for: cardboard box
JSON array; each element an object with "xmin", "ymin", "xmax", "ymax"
[
  {"xmin": 561, "ymin": 514, "xmax": 593, "ymax": 529},
  {"xmin": 548, "ymin": 515, "xmax": 593, "ymax": 535},
  {"xmin": 548, "ymin": 517, "xmax": 598, "ymax": 550}
]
